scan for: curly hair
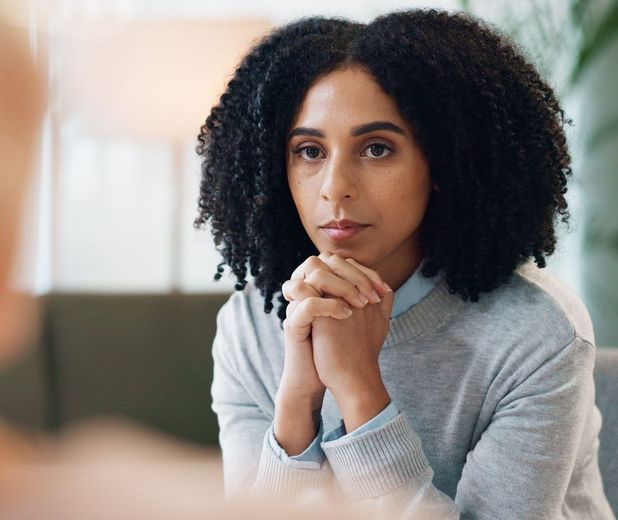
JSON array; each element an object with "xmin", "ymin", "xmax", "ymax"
[{"xmin": 194, "ymin": 8, "xmax": 574, "ymax": 328}]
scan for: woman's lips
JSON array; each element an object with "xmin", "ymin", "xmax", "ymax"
[{"xmin": 321, "ymin": 225, "xmax": 369, "ymax": 240}]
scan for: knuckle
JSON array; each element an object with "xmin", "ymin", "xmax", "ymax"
[
  {"xmin": 290, "ymin": 266, "xmax": 303, "ymax": 280},
  {"xmin": 299, "ymin": 280, "xmax": 320, "ymax": 297},
  {"xmin": 283, "ymin": 279, "xmax": 304, "ymax": 299},
  {"xmin": 284, "ymin": 309, "xmax": 299, "ymax": 328},
  {"xmin": 304, "ymin": 296, "xmax": 321, "ymax": 314},
  {"xmin": 305, "ymin": 268, "xmax": 325, "ymax": 285},
  {"xmin": 294, "ymin": 298, "xmax": 307, "ymax": 313},
  {"xmin": 283, "ymin": 316, "xmax": 297, "ymax": 331},
  {"xmin": 307, "ymin": 255, "xmax": 322, "ymax": 268},
  {"xmin": 323, "ymin": 253, "xmax": 341, "ymax": 267},
  {"xmin": 281, "ymin": 280, "xmax": 292, "ymax": 297},
  {"xmin": 292, "ymin": 255, "xmax": 321, "ymax": 280},
  {"xmin": 294, "ymin": 282, "xmax": 304, "ymax": 294}
]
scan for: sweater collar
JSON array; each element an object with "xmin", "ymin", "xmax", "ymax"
[{"xmin": 384, "ymin": 267, "xmax": 464, "ymax": 348}]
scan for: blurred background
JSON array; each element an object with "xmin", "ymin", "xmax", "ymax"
[{"xmin": 1, "ymin": 0, "xmax": 617, "ymax": 450}]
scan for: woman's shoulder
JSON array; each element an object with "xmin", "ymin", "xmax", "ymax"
[
  {"xmin": 217, "ymin": 280, "xmax": 279, "ymax": 324},
  {"xmin": 214, "ymin": 279, "xmax": 284, "ymax": 349},
  {"xmin": 510, "ymin": 260, "xmax": 595, "ymax": 346},
  {"xmin": 443, "ymin": 261, "xmax": 597, "ymax": 392},
  {"xmin": 452, "ymin": 259, "xmax": 595, "ymax": 357}
]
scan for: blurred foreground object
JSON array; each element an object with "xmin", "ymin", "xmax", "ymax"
[
  {"xmin": 0, "ymin": 418, "xmax": 378, "ymax": 520},
  {"xmin": 0, "ymin": 3, "xmax": 45, "ymax": 363}
]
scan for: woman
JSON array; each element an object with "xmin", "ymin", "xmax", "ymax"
[{"xmin": 196, "ymin": 8, "xmax": 614, "ymax": 519}]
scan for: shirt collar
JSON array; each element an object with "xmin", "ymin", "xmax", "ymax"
[{"xmin": 391, "ymin": 257, "xmax": 443, "ymax": 319}]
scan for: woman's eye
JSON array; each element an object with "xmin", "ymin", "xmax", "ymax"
[
  {"xmin": 364, "ymin": 143, "xmax": 393, "ymax": 158},
  {"xmin": 296, "ymin": 146, "xmax": 323, "ymax": 161},
  {"xmin": 293, "ymin": 143, "xmax": 393, "ymax": 162}
]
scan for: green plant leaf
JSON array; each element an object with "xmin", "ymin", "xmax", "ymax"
[{"xmin": 570, "ymin": 0, "xmax": 618, "ymax": 85}]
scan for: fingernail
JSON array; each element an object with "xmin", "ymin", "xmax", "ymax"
[
  {"xmin": 370, "ymin": 289, "xmax": 381, "ymax": 303},
  {"xmin": 344, "ymin": 307, "xmax": 353, "ymax": 316},
  {"xmin": 358, "ymin": 294, "xmax": 369, "ymax": 305},
  {"xmin": 383, "ymin": 282, "xmax": 393, "ymax": 293}
]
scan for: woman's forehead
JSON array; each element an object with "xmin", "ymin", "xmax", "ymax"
[{"xmin": 290, "ymin": 68, "xmax": 409, "ymax": 135}]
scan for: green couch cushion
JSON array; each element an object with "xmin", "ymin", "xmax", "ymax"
[{"xmin": 37, "ymin": 292, "xmax": 231, "ymax": 446}]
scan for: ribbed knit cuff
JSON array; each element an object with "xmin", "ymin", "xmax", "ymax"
[
  {"xmin": 321, "ymin": 413, "xmax": 430, "ymax": 500},
  {"xmin": 251, "ymin": 426, "xmax": 334, "ymax": 501}
]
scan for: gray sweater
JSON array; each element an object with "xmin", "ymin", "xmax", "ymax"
[{"xmin": 210, "ymin": 260, "xmax": 614, "ymax": 519}]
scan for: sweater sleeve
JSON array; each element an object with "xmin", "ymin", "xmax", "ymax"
[
  {"xmin": 320, "ymin": 336, "xmax": 603, "ymax": 519},
  {"xmin": 267, "ymin": 400, "xmax": 400, "ymax": 469},
  {"xmin": 210, "ymin": 298, "xmax": 334, "ymax": 501}
]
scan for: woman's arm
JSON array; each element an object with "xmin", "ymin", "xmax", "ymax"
[
  {"xmin": 273, "ymin": 389, "xmax": 322, "ymax": 456},
  {"xmin": 318, "ymin": 336, "xmax": 611, "ymax": 519},
  {"xmin": 210, "ymin": 294, "xmax": 335, "ymax": 501},
  {"xmin": 210, "ymin": 319, "xmax": 272, "ymax": 498}
]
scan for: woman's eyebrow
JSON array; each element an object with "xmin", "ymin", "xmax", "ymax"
[
  {"xmin": 287, "ymin": 120, "xmax": 406, "ymax": 140},
  {"xmin": 351, "ymin": 121, "xmax": 406, "ymax": 137}
]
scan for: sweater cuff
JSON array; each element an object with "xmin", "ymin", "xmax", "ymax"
[
  {"xmin": 323, "ymin": 400, "xmax": 400, "ymax": 443},
  {"xmin": 268, "ymin": 420, "xmax": 325, "ymax": 468},
  {"xmin": 321, "ymin": 412, "xmax": 430, "ymax": 500},
  {"xmin": 251, "ymin": 424, "xmax": 334, "ymax": 501}
]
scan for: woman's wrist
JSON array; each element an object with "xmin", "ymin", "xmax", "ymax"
[
  {"xmin": 273, "ymin": 391, "xmax": 323, "ymax": 456},
  {"xmin": 330, "ymin": 373, "xmax": 391, "ymax": 434},
  {"xmin": 277, "ymin": 374, "xmax": 326, "ymax": 408}
]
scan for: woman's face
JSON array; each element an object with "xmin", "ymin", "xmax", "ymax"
[{"xmin": 286, "ymin": 65, "xmax": 435, "ymax": 290}]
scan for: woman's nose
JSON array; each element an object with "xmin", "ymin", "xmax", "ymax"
[{"xmin": 319, "ymin": 154, "xmax": 359, "ymax": 202}]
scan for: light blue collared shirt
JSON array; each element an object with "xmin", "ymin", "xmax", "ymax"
[{"xmin": 268, "ymin": 257, "xmax": 443, "ymax": 468}]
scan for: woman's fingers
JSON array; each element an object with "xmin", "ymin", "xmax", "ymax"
[
  {"xmin": 319, "ymin": 252, "xmax": 388, "ymax": 300},
  {"xmin": 285, "ymin": 253, "xmax": 390, "ymax": 311},
  {"xmin": 343, "ymin": 257, "xmax": 391, "ymax": 295},
  {"xmin": 284, "ymin": 271, "xmax": 367, "ymax": 309},
  {"xmin": 285, "ymin": 297, "xmax": 352, "ymax": 331},
  {"xmin": 281, "ymin": 278, "xmax": 320, "ymax": 303},
  {"xmin": 290, "ymin": 255, "xmax": 325, "ymax": 281},
  {"xmin": 285, "ymin": 299, "xmax": 299, "ymax": 318},
  {"xmin": 283, "ymin": 296, "xmax": 352, "ymax": 349}
]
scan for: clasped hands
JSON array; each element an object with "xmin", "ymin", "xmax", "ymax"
[{"xmin": 279, "ymin": 252, "xmax": 394, "ymax": 431}]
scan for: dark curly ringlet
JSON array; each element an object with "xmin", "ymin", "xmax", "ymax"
[{"xmin": 194, "ymin": 8, "xmax": 574, "ymax": 329}]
